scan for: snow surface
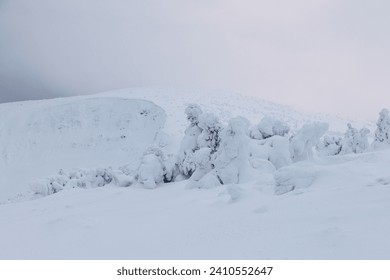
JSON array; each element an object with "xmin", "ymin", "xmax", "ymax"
[{"xmin": 0, "ymin": 86, "xmax": 388, "ymax": 259}]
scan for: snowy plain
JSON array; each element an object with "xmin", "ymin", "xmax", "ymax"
[{"xmin": 0, "ymin": 87, "xmax": 389, "ymax": 259}]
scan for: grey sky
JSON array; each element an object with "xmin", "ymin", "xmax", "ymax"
[{"xmin": 1, "ymin": 0, "xmax": 389, "ymax": 118}]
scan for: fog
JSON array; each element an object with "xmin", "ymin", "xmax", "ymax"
[{"xmin": 1, "ymin": 0, "xmax": 389, "ymax": 118}]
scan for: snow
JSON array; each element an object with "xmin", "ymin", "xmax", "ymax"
[
  {"xmin": 0, "ymin": 86, "xmax": 389, "ymax": 259},
  {"xmin": 0, "ymin": 97, "xmax": 165, "ymax": 199}
]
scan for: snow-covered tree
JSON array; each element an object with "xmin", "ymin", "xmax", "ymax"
[
  {"xmin": 317, "ymin": 124, "xmax": 370, "ymax": 156},
  {"xmin": 213, "ymin": 116, "xmax": 256, "ymax": 185},
  {"xmin": 176, "ymin": 104, "xmax": 203, "ymax": 177},
  {"xmin": 186, "ymin": 116, "xmax": 256, "ymax": 188},
  {"xmin": 185, "ymin": 103, "xmax": 203, "ymax": 126},
  {"xmin": 340, "ymin": 123, "xmax": 358, "ymax": 154},
  {"xmin": 339, "ymin": 123, "xmax": 370, "ymax": 154},
  {"xmin": 249, "ymin": 117, "xmax": 290, "ymax": 140},
  {"xmin": 373, "ymin": 108, "xmax": 390, "ymax": 149},
  {"xmin": 197, "ymin": 112, "xmax": 222, "ymax": 153},
  {"xmin": 177, "ymin": 105, "xmax": 223, "ymax": 182},
  {"xmin": 290, "ymin": 122, "xmax": 328, "ymax": 162},
  {"xmin": 185, "ymin": 113, "xmax": 224, "ymax": 187}
]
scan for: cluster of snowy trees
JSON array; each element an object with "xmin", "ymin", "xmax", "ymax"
[
  {"xmin": 317, "ymin": 108, "xmax": 390, "ymax": 156},
  {"xmin": 173, "ymin": 104, "xmax": 329, "ymax": 189},
  {"xmin": 31, "ymin": 105, "xmax": 390, "ymax": 195},
  {"xmin": 316, "ymin": 123, "xmax": 370, "ymax": 156}
]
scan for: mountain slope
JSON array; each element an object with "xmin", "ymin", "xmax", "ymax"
[
  {"xmin": 1, "ymin": 149, "xmax": 390, "ymax": 259},
  {"xmin": 2, "ymin": 86, "xmax": 366, "ymax": 200},
  {"xmin": 0, "ymin": 87, "xmax": 388, "ymax": 260},
  {"xmin": 0, "ymin": 96, "xmax": 165, "ymax": 200}
]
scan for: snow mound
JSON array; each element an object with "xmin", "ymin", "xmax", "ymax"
[{"xmin": 274, "ymin": 163, "xmax": 318, "ymax": 195}]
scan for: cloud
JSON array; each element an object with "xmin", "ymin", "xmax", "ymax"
[{"xmin": 0, "ymin": 0, "xmax": 389, "ymax": 118}]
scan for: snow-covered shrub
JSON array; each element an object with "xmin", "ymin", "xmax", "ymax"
[
  {"xmin": 91, "ymin": 168, "xmax": 114, "ymax": 187},
  {"xmin": 30, "ymin": 175, "xmax": 67, "ymax": 196},
  {"xmin": 339, "ymin": 124, "xmax": 370, "ymax": 154},
  {"xmin": 137, "ymin": 148, "xmax": 165, "ymax": 189},
  {"xmin": 185, "ymin": 103, "xmax": 203, "ymax": 126},
  {"xmin": 64, "ymin": 168, "xmax": 115, "ymax": 189},
  {"xmin": 373, "ymin": 108, "xmax": 390, "ymax": 149},
  {"xmin": 249, "ymin": 117, "xmax": 290, "ymax": 140},
  {"xmin": 274, "ymin": 163, "xmax": 317, "ymax": 195},
  {"xmin": 30, "ymin": 167, "xmax": 135, "ymax": 196},
  {"xmin": 317, "ymin": 135, "xmax": 342, "ymax": 156},
  {"xmin": 162, "ymin": 154, "xmax": 179, "ymax": 183},
  {"xmin": 176, "ymin": 104, "xmax": 203, "ymax": 177},
  {"xmin": 290, "ymin": 122, "xmax": 328, "ymax": 162},
  {"xmin": 197, "ymin": 112, "xmax": 223, "ymax": 153}
]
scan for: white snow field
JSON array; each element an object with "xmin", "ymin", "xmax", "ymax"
[{"xmin": 0, "ymin": 87, "xmax": 389, "ymax": 259}]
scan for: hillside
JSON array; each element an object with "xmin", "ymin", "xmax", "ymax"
[{"xmin": 0, "ymin": 87, "xmax": 388, "ymax": 259}]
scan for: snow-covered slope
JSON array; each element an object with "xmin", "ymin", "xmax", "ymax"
[
  {"xmin": 0, "ymin": 96, "xmax": 165, "ymax": 199},
  {"xmin": 2, "ymin": 86, "xmax": 370, "ymax": 200},
  {"xmin": 0, "ymin": 149, "xmax": 389, "ymax": 259},
  {"xmin": 0, "ymin": 86, "xmax": 388, "ymax": 259}
]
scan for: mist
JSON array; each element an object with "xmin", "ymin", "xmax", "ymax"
[{"xmin": 1, "ymin": 0, "xmax": 389, "ymax": 118}]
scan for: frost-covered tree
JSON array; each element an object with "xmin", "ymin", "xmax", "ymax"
[
  {"xmin": 185, "ymin": 113, "xmax": 224, "ymax": 187},
  {"xmin": 373, "ymin": 108, "xmax": 390, "ymax": 149},
  {"xmin": 290, "ymin": 122, "xmax": 328, "ymax": 162},
  {"xmin": 177, "ymin": 105, "xmax": 223, "ymax": 181},
  {"xmin": 249, "ymin": 117, "xmax": 290, "ymax": 140},
  {"xmin": 176, "ymin": 104, "xmax": 203, "ymax": 177},
  {"xmin": 197, "ymin": 112, "xmax": 222, "ymax": 153},
  {"xmin": 318, "ymin": 124, "xmax": 370, "ymax": 156},
  {"xmin": 187, "ymin": 116, "xmax": 255, "ymax": 188},
  {"xmin": 213, "ymin": 116, "xmax": 257, "ymax": 185},
  {"xmin": 339, "ymin": 123, "xmax": 370, "ymax": 154},
  {"xmin": 340, "ymin": 123, "xmax": 358, "ymax": 154}
]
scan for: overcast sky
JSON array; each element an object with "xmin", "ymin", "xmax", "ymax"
[{"xmin": 1, "ymin": 0, "xmax": 389, "ymax": 118}]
